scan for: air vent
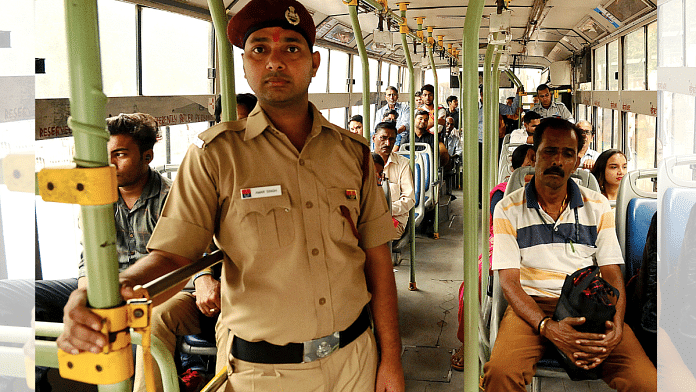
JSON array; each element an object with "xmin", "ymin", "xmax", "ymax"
[
  {"xmin": 603, "ymin": 0, "xmax": 653, "ymax": 23},
  {"xmin": 577, "ymin": 16, "xmax": 607, "ymax": 41}
]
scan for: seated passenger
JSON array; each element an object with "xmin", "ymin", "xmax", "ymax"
[
  {"xmin": 576, "ymin": 120, "xmax": 600, "ymax": 170},
  {"xmin": 482, "ymin": 118, "xmax": 656, "ymax": 391},
  {"xmin": 397, "ymin": 109, "xmax": 449, "ymax": 167},
  {"xmin": 348, "ymin": 114, "xmax": 363, "ymax": 135},
  {"xmin": 451, "ymin": 144, "xmax": 534, "ymax": 371},
  {"xmin": 382, "ymin": 109, "xmax": 399, "ymax": 124},
  {"xmin": 509, "ymin": 111, "xmax": 541, "ymax": 145},
  {"xmin": 372, "ymin": 121, "xmax": 415, "ymax": 240},
  {"xmin": 371, "ymin": 152, "xmax": 385, "ymax": 185},
  {"xmin": 590, "ymin": 149, "xmax": 627, "ymax": 202}
]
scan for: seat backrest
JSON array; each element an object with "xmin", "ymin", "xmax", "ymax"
[
  {"xmin": 570, "ymin": 168, "xmax": 600, "ymax": 192},
  {"xmin": 615, "ymin": 169, "xmax": 657, "ymax": 259},
  {"xmin": 503, "ymin": 166, "xmax": 535, "ymax": 198},
  {"xmin": 658, "ymin": 155, "xmax": 696, "ymax": 276},
  {"xmin": 402, "ymin": 142, "xmax": 433, "ymax": 191},
  {"xmin": 625, "ymin": 199, "xmax": 657, "ymax": 279},
  {"xmin": 397, "ymin": 151, "xmax": 424, "ymax": 209}
]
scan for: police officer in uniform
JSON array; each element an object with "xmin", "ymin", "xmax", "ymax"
[{"xmin": 57, "ymin": 1, "xmax": 405, "ymax": 391}]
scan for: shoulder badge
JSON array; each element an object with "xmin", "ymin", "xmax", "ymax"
[{"xmin": 285, "ymin": 6, "xmax": 300, "ymax": 26}]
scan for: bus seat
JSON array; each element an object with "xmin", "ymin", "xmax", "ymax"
[
  {"xmin": 658, "ymin": 155, "xmax": 696, "ymax": 276},
  {"xmin": 402, "ymin": 143, "xmax": 434, "ymax": 210},
  {"xmin": 179, "ymin": 333, "xmax": 217, "ymax": 357},
  {"xmin": 570, "ymin": 168, "xmax": 600, "ymax": 192},
  {"xmin": 503, "ymin": 166, "xmax": 535, "ymax": 198},
  {"xmin": 397, "ymin": 151, "xmax": 425, "ymax": 229},
  {"xmin": 625, "ymin": 199, "xmax": 657, "ymax": 279},
  {"xmin": 615, "ymin": 169, "xmax": 657, "ymax": 260}
]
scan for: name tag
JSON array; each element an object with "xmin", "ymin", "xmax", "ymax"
[{"xmin": 241, "ymin": 185, "xmax": 282, "ymax": 199}]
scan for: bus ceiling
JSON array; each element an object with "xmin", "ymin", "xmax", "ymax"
[{"xmin": 120, "ymin": 0, "xmax": 656, "ymax": 69}]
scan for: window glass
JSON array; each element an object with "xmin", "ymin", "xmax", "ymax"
[
  {"xmin": 98, "ymin": 0, "xmax": 137, "ymax": 96},
  {"xmin": 329, "ymin": 50, "xmax": 349, "ymax": 93},
  {"xmin": 36, "ymin": 0, "xmax": 138, "ymax": 98},
  {"xmin": 647, "ymin": 22, "xmax": 657, "ymax": 90},
  {"xmin": 328, "ymin": 109, "xmax": 346, "ymax": 129},
  {"xmin": 380, "ymin": 61, "xmax": 390, "ymax": 93},
  {"xmin": 612, "ymin": 109, "xmax": 620, "ymax": 149},
  {"xmin": 153, "ymin": 122, "xmax": 211, "ymax": 169},
  {"xmin": 630, "ymin": 114, "xmax": 657, "ymax": 172},
  {"xmin": 608, "ymin": 40, "xmax": 619, "ymax": 91},
  {"xmin": 658, "ymin": 0, "xmax": 684, "ymax": 67},
  {"xmin": 601, "ymin": 108, "xmax": 613, "ymax": 151},
  {"xmin": 667, "ymin": 93, "xmax": 696, "ymax": 158},
  {"xmin": 577, "ymin": 104, "xmax": 587, "ymax": 122},
  {"xmin": 233, "ymin": 47, "xmax": 253, "ymax": 94},
  {"xmin": 352, "ymin": 55, "xmax": 363, "ymax": 93},
  {"xmin": 35, "ymin": 0, "xmax": 69, "ymax": 98},
  {"xmin": 624, "ymin": 28, "xmax": 646, "ymax": 91},
  {"xmin": 141, "ymin": 8, "xmax": 211, "ymax": 95},
  {"xmin": 308, "ymin": 46, "xmax": 328, "ymax": 94},
  {"xmin": 594, "ymin": 45, "xmax": 606, "ymax": 90},
  {"xmin": 687, "ymin": 0, "xmax": 696, "ymax": 66},
  {"xmin": 389, "ymin": 64, "xmax": 400, "ymax": 92},
  {"xmin": 35, "ymin": 137, "xmax": 81, "ymax": 279}
]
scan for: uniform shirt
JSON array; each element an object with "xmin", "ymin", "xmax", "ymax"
[
  {"xmin": 492, "ymin": 177, "xmax": 623, "ymax": 298},
  {"xmin": 375, "ymin": 101, "xmax": 410, "ymax": 133},
  {"xmin": 384, "ymin": 152, "xmax": 415, "ymax": 229},
  {"xmin": 78, "ymin": 169, "xmax": 171, "ymax": 278},
  {"xmin": 532, "ymin": 101, "xmax": 575, "ymax": 123},
  {"xmin": 147, "ymin": 103, "xmax": 395, "ymax": 346}
]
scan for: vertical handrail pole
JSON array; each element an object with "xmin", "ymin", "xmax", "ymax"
[
  {"xmin": 396, "ymin": 2, "xmax": 418, "ymax": 291},
  {"xmin": 426, "ymin": 26, "xmax": 440, "ymax": 238},
  {"xmin": 480, "ymin": 39, "xmax": 495, "ymax": 301},
  {"xmin": 208, "ymin": 0, "xmax": 236, "ymax": 121},
  {"xmin": 347, "ymin": 1, "xmax": 371, "ymax": 140},
  {"xmin": 461, "ymin": 0, "xmax": 486, "ymax": 389},
  {"xmin": 64, "ymin": 0, "xmax": 129, "ymax": 390}
]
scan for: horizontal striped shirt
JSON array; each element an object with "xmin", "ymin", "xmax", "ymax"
[{"xmin": 492, "ymin": 177, "xmax": 623, "ymax": 297}]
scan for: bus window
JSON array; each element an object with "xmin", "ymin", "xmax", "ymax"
[
  {"xmin": 687, "ymin": 0, "xmax": 696, "ymax": 67},
  {"xmin": 234, "ymin": 47, "xmax": 253, "ymax": 94},
  {"xmin": 308, "ymin": 46, "xmax": 329, "ymax": 94},
  {"xmin": 647, "ymin": 22, "xmax": 657, "ymax": 90},
  {"xmin": 329, "ymin": 50, "xmax": 349, "ymax": 93},
  {"xmin": 626, "ymin": 112, "xmax": 657, "ymax": 174},
  {"xmin": 98, "ymin": 0, "xmax": 137, "ymax": 97},
  {"xmin": 595, "ymin": 44, "xmax": 607, "ymax": 90},
  {"xmin": 624, "ymin": 28, "xmax": 646, "ymax": 91},
  {"xmin": 658, "ymin": 0, "xmax": 684, "ymax": 67},
  {"xmin": 141, "ymin": 7, "xmax": 211, "ymax": 95},
  {"xmin": 152, "ymin": 121, "xmax": 211, "ymax": 174},
  {"xmin": 608, "ymin": 40, "xmax": 619, "ymax": 91}
]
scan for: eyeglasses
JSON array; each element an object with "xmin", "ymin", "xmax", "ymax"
[{"xmin": 581, "ymin": 130, "xmax": 594, "ymax": 135}]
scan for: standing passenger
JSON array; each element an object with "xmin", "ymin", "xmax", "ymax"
[
  {"xmin": 375, "ymin": 86, "xmax": 409, "ymax": 136},
  {"xmin": 419, "ymin": 84, "xmax": 446, "ymax": 133},
  {"xmin": 57, "ymin": 1, "xmax": 405, "ymax": 391},
  {"xmin": 576, "ymin": 120, "xmax": 600, "ymax": 170},
  {"xmin": 532, "ymin": 84, "xmax": 575, "ymax": 122}
]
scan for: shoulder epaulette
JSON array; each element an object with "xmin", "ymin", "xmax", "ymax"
[{"xmin": 194, "ymin": 120, "xmax": 245, "ymax": 148}]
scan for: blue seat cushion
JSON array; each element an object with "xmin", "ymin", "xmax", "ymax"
[{"xmin": 625, "ymin": 198, "xmax": 657, "ymax": 279}]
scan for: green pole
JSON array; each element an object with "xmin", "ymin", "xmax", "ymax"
[
  {"xmin": 208, "ymin": 0, "xmax": 236, "ymax": 122},
  {"xmin": 64, "ymin": 0, "xmax": 129, "ymax": 390},
  {"xmin": 480, "ymin": 40, "xmax": 495, "ymax": 298},
  {"xmin": 399, "ymin": 7, "xmax": 417, "ymax": 291},
  {"xmin": 426, "ymin": 30, "xmax": 440, "ymax": 238},
  {"xmin": 492, "ymin": 51, "xmax": 502, "ymax": 189},
  {"xmin": 348, "ymin": 3, "xmax": 371, "ymax": 140},
  {"xmin": 461, "ymin": 0, "xmax": 486, "ymax": 389}
]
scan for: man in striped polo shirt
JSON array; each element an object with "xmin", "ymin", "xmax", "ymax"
[{"xmin": 482, "ymin": 118, "xmax": 656, "ymax": 391}]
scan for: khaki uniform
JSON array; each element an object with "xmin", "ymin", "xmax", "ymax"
[{"xmin": 147, "ymin": 103, "xmax": 394, "ymax": 389}]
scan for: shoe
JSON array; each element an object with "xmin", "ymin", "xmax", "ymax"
[
  {"xmin": 180, "ymin": 369, "xmax": 204, "ymax": 392},
  {"xmin": 451, "ymin": 345, "xmax": 464, "ymax": 371}
]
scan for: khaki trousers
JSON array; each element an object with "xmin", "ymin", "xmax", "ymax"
[
  {"xmin": 133, "ymin": 291, "xmax": 227, "ymax": 392},
  {"xmin": 222, "ymin": 329, "xmax": 378, "ymax": 392},
  {"xmin": 483, "ymin": 297, "xmax": 656, "ymax": 392}
]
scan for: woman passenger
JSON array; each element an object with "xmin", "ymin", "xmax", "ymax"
[{"xmin": 590, "ymin": 149, "xmax": 627, "ymax": 201}]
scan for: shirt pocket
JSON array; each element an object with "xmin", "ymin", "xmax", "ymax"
[
  {"xmin": 327, "ymin": 188, "xmax": 361, "ymax": 244},
  {"xmin": 236, "ymin": 192, "xmax": 294, "ymax": 251}
]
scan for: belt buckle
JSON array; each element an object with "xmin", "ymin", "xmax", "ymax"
[{"xmin": 302, "ymin": 332, "xmax": 340, "ymax": 363}]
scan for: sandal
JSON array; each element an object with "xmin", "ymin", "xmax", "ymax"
[{"xmin": 450, "ymin": 345, "xmax": 464, "ymax": 371}]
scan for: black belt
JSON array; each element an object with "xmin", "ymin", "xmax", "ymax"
[{"xmin": 231, "ymin": 307, "xmax": 370, "ymax": 364}]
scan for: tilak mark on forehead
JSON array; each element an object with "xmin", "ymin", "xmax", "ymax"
[{"xmin": 272, "ymin": 27, "xmax": 281, "ymax": 42}]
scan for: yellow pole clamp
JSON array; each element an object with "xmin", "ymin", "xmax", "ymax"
[
  {"xmin": 57, "ymin": 305, "xmax": 133, "ymax": 385},
  {"xmin": 399, "ymin": 23, "xmax": 410, "ymax": 34},
  {"xmin": 342, "ymin": 0, "xmax": 358, "ymax": 5},
  {"xmin": 395, "ymin": 2, "xmax": 409, "ymax": 12},
  {"xmin": 37, "ymin": 165, "xmax": 118, "ymax": 205},
  {"xmin": 56, "ymin": 299, "xmax": 154, "ymax": 389}
]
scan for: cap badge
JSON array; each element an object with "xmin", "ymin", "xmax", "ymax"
[{"xmin": 285, "ymin": 6, "xmax": 300, "ymax": 26}]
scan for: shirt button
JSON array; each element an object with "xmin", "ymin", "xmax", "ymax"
[
  {"xmin": 319, "ymin": 298, "xmax": 326, "ymax": 305},
  {"xmin": 312, "ymin": 248, "xmax": 319, "ymax": 256},
  {"xmin": 306, "ymin": 201, "xmax": 313, "ymax": 209},
  {"xmin": 299, "ymin": 159, "xmax": 305, "ymax": 166}
]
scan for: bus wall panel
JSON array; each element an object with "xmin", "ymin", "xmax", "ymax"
[
  {"xmin": 36, "ymin": 95, "xmax": 215, "ymax": 140},
  {"xmin": 657, "ymin": 67, "xmax": 696, "ymax": 96}
]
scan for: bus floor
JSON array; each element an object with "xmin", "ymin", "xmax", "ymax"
[{"xmin": 394, "ymin": 189, "xmax": 614, "ymax": 392}]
